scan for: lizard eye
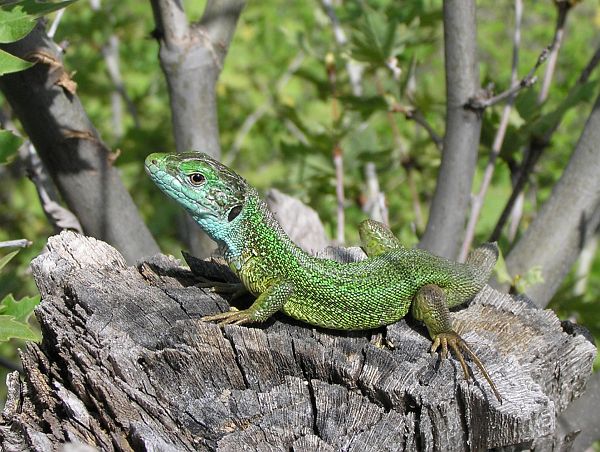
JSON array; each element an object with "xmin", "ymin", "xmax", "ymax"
[{"xmin": 188, "ymin": 173, "xmax": 205, "ymax": 186}]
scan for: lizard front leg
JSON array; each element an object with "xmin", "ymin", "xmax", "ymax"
[
  {"xmin": 201, "ymin": 280, "xmax": 293, "ymax": 326},
  {"xmin": 412, "ymin": 284, "xmax": 502, "ymax": 402}
]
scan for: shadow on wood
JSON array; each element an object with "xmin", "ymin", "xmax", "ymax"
[{"xmin": 0, "ymin": 231, "xmax": 595, "ymax": 451}]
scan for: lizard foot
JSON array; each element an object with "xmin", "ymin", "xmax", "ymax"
[
  {"xmin": 431, "ymin": 331, "xmax": 502, "ymax": 403},
  {"xmin": 201, "ymin": 307, "xmax": 254, "ymax": 326}
]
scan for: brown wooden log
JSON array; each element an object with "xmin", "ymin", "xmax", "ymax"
[{"xmin": 0, "ymin": 231, "xmax": 595, "ymax": 451}]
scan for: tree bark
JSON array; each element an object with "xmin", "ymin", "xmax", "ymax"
[
  {"xmin": 0, "ymin": 231, "xmax": 595, "ymax": 451},
  {"xmin": 149, "ymin": 0, "xmax": 246, "ymax": 258},
  {"xmin": 505, "ymin": 92, "xmax": 600, "ymax": 307},
  {"xmin": 419, "ymin": 0, "xmax": 482, "ymax": 259},
  {"xmin": 557, "ymin": 370, "xmax": 600, "ymax": 451},
  {"xmin": 0, "ymin": 23, "xmax": 160, "ymax": 264}
]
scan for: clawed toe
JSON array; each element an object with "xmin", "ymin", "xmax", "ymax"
[
  {"xmin": 431, "ymin": 331, "xmax": 502, "ymax": 403},
  {"xmin": 201, "ymin": 308, "xmax": 252, "ymax": 326}
]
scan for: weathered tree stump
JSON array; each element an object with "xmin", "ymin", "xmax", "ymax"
[{"xmin": 0, "ymin": 231, "xmax": 596, "ymax": 451}]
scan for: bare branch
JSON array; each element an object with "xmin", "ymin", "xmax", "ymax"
[
  {"xmin": 492, "ymin": 2, "xmax": 573, "ymax": 242},
  {"xmin": 21, "ymin": 144, "xmax": 84, "ymax": 234},
  {"xmin": 459, "ymin": 0, "xmax": 523, "ymax": 262},
  {"xmin": 391, "ymin": 104, "xmax": 443, "ymax": 151},
  {"xmin": 334, "ymin": 146, "xmax": 345, "ymax": 244},
  {"xmin": 0, "ymin": 23, "xmax": 160, "ymax": 262},
  {"xmin": 102, "ymin": 35, "xmax": 140, "ymax": 133},
  {"xmin": 538, "ymin": 1, "xmax": 570, "ymax": 103},
  {"xmin": 149, "ymin": 0, "xmax": 246, "ymax": 257},
  {"xmin": 418, "ymin": 0, "xmax": 482, "ymax": 259},
  {"xmin": 573, "ymin": 232, "xmax": 599, "ymax": 295},
  {"xmin": 200, "ymin": 0, "xmax": 246, "ymax": 59},
  {"xmin": 467, "ymin": 45, "xmax": 549, "ymax": 111},
  {"xmin": 505, "ymin": 92, "xmax": 600, "ymax": 307},
  {"xmin": 149, "ymin": 0, "xmax": 246, "ymax": 157},
  {"xmin": 150, "ymin": 0, "xmax": 189, "ymax": 46},
  {"xmin": 490, "ymin": 38, "xmax": 600, "ymax": 244},
  {"xmin": 578, "ymin": 45, "xmax": 600, "ymax": 84},
  {"xmin": 321, "ymin": 0, "xmax": 346, "ymax": 45},
  {"xmin": 0, "ymin": 239, "xmax": 32, "ymax": 249},
  {"xmin": 47, "ymin": 7, "xmax": 65, "ymax": 39}
]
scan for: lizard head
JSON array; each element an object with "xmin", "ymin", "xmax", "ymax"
[{"xmin": 145, "ymin": 152, "xmax": 249, "ymax": 241}]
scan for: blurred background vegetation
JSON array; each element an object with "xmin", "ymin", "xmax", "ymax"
[{"xmin": 1, "ymin": 0, "xmax": 599, "ymax": 405}]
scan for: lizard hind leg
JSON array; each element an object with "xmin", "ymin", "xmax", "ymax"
[
  {"xmin": 412, "ymin": 284, "xmax": 502, "ymax": 402},
  {"xmin": 358, "ymin": 219, "xmax": 405, "ymax": 257}
]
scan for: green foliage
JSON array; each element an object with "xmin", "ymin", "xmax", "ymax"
[
  {"xmin": 0, "ymin": 130, "xmax": 23, "ymax": 164},
  {"xmin": 0, "ymin": 0, "xmax": 75, "ymax": 41},
  {"xmin": 0, "ymin": 251, "xmax": 19, "ymax": 273},
  {"xmin": 0, "ymin": 49, "xmax": 32, "ymax": 75},
  {"xmin": 0, "ymin": 0, "xmax": 77, "ymax": 75},
  {"xmin": 0, "ymin": 251, "xmax": 40, "ymax": 343},
  {"xmin": 349, "ymin": 4, "xmax": 402, "ymax": 65},
  {"xmin": 0, "ymin": 305, "xmax": 40, "ymax": 342}
]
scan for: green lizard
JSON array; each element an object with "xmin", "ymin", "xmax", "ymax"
[{"xmin": 145, "ymin": 152, "xmax": 502, "ymax": 401}]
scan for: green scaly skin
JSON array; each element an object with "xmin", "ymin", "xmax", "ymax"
[{"xmin": 145, "ymin": 152, "xmax": 502, "ymax": 401}]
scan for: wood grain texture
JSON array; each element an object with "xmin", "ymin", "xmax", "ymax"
[{"xmin": 0, "ymin": 231, "xmax": 595, "ymax": 451}]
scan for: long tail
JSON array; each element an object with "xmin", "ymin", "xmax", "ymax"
[{"xmin": 465, "ymin": 242, "xmax": 499, "ymax": 284}]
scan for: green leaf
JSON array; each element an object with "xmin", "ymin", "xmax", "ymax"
[
  {"xmin": 339, "ymin": 95, "xmax": 387, "ymax": 120},
  {"xmin": 0, "ymin": 314, "xmax": 40, "ymax": 342},
  {"xmin": 0, "ymin": 0, "xmax": 78, "ymax": 41},
  {"xmin": 349, "ymin": 4, "xmax": 409, "ymax": 66},
  {"xmin": 0, "ymin": 129, "xmax": 24, "ymax": 164},
  {"xmin": 0, "ymin": 3, "xmax": 35, "ymax": 42},
  {"xmin": 0, "ymin": 48, "xmax": 33, "ymax": 75},
  {"xmin": 0, "ymin": 250, "xmax": 19, "ymax": 272},
  {"xmin": 529, "ymin": 81, "xmax": 597, "ymax": 137},
  {"xmin": 514, "ymin": 265, "xmax": 544, "ymax": 293},
  {"xmin": 514, "ymin": 88, "xmax": 540, "ymax": 122},
  {"xmin": 0, "ymin": 293, "xmax": 40, "ymax": 322}
]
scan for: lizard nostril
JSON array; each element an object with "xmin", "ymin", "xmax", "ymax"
[{"xmin": 151, "ymin": 159, "xmax": 157, "ymax": 165}]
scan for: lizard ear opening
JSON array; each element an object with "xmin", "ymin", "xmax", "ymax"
[{"xmin": 227, "ymin": 205, "xmax": 243, "ymax": 222}]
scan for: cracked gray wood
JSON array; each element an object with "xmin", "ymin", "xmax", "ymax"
[{"xmin": 0, "ymin": 231, "xmax": 596, "ymax": 451}]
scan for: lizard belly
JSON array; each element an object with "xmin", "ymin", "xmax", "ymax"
[{"xmin": 281, "ymin": 283, "xmax": 414, "ymax": 330}]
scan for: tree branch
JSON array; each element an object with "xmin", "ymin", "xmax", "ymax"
[
  {"xmin": 418, "ymin": 0, "xmax": 482, "ymax": 259},
  {"xmin": 149, "ymin": 0, "xmax": 246, "ymax": 257},
  {"xmin": 459, "ymin": 0, "xmax": 523, "ymax": 262},
  {"xmin": 538, "ymin": 1, "xmax": 570, "ymax": 103},
  {"xmin": 0, "ymin": 239, "xmax": 31, "ymax": 249},
  {"xmin": 505, "ymin": 92, "xmax": 600, "ymax": 307},
  {"xmin": 102, "ymin": 35, "xmax": 140, "ymax": 135},
  {"xmin": 466, "ymin": 45, "xmax": 549, "ymax": 111},
  {"xmin": 557, "ymin": 368, "xmax": 600, "ymax": 450},
  {"xmin": 0, "ymin": 23, "xmax": 159, "ymax": 263},
  {"xmin": 150, "ymin": 0, "xmax": 189, "ymax": 46},
  {"xmin": 490, "ymin": 39, "xmax": 600, "ymax": 244},
  {"xmin": 490, "ymin": 1, "xmax": 573, "ymax": 242},
  {"xmin": 21, "ymin": 144, "xmax": 84, "ymax": 234},
  {"xmin": 391, "ymin": 104, "xmax": 443, "ymax": 151}
]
